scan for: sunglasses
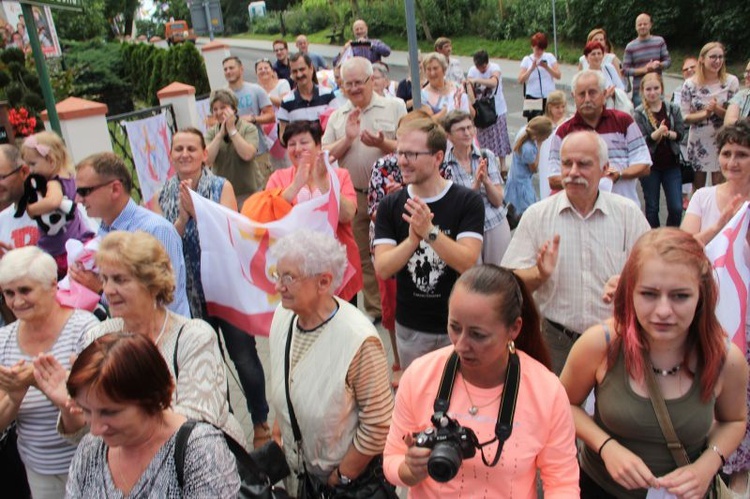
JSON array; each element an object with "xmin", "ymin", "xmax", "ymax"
[
  {"xmin": 0, "ymin": 166, "xmax": 22, "ymax": 181},
  {"xmin": 76, "ymin": 179, "xmax": 116, "ymax": 197}
]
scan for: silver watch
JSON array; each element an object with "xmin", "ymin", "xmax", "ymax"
[
  {"xmin": 337, "ymin": 467, "xmax": 352, "ymax": 485},
  {"xmin": 426, "ymin": 225, "xmax": 440, "ymax": 243}
]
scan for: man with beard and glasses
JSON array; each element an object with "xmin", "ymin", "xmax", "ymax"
[
  {"xmin": 547, "ymin": 70, "xmax": 651, "ymax": 206},
  {"xmin": 502, "ymin": 131, "xmax": 649, "ymax": 374},
  {"xmin": 277, "ymin": 53, "xmax": 338, "ymax": 138}
]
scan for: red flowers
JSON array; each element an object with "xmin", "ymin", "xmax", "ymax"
[{"xmin": 8, "ymin": 107, "xmax": 38, "ymax": 137}]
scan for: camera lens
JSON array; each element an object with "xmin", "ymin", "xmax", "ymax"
[{"xmin": 427, "ymin": 442, "xmax": 462, "ymax": 482}]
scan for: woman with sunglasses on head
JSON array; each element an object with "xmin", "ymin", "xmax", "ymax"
[
  {"xmin": 383, "ymin": 264, "xmax": 578, "ymax": 497},
  {"xmin": 268, "ymin": 230, "xmax": 395, "ymax": 497},
  {"xmin": 561, "ymin": 228, "xmax": 747, "ymax": 498},
  {"xmin": 681, "ymin": 42, "xmax": 740, "ymax": 191}
]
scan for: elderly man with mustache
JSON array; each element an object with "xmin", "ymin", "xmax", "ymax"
[
  {"xmin": 501, "ymin": 131, "xmax": 650, "ymax": 374},
  {"xmin": 547, "ymin": 70, "xmax": 652, "ymax": 206}
]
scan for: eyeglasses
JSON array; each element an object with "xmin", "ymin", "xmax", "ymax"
[
  {"xmin": 0, "ymin": 166, "xmax": 22, "ymax": 181},
  {"xmin": 76, "ymin": 179, "xmax": 116, "ymax": 197},
  {"xmin": 707, "ymin": 54, "xmax": 724, "ymax": 61},
  {"xmin": 270, "ymin": 271, "xmax": 307, "ymax": 288},
  {"xmin": 343, "ymin": 76, "xmax": 371, "ymax": 89},
  {"xmin": 451, "ymin": 125, "xmax": 474, "ymax": 135},
  {"xmin": 681, "ymin": 66, "xmax": 696, "ymax": 73},
  {"xmin": 396, "ymin": 150, "xmax": 434, "ymax": 161},
  {"xmin": 273, "ymin": 47, "xmax": 287, "ymax": 53},
  {"xmin": 255, "ymin": 57, "xmax": 271, "ymax": 67}
]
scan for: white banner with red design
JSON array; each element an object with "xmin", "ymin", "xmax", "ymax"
[
  {"xmin": 705, "ymin": 202, "xmax": 750, "ymax": 353},
  {"xmin": 190, "ymin": 159, "xmax": 354, "ymax": 336},
  {"xmin": 123, "ymin": 113, "xmax": 174, "ymax": 208}
]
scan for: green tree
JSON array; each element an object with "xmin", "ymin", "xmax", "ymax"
[{"xmin": 52, "ymin": 0, "xmax": 109, "ymax": 40}]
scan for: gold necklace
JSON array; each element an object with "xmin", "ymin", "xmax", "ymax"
[{"xmin": 460, "ymin": 374, "xmax": 503, "ymax": 416}]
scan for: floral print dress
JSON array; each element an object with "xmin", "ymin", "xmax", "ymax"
[{"xmin": 681, "ymin": 75, "xmax": 739, "ymax": 173}]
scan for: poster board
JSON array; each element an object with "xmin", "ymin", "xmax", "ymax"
[{"xmin": 0, "ymin": 1, "xmax": 62, "ymax": 57}]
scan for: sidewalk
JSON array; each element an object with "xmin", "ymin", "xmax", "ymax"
[{"xmin": 200, "ymin": 36, "xmax": 684, "ymax": 98}]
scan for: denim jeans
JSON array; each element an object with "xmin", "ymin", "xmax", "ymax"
[
  {"xmin": 639, "ymin": 167, "xmax": 683, "ymax": 228},
  {"xmin": 208, "ymin": 316, "xmax": 269, "ymax": 425}
]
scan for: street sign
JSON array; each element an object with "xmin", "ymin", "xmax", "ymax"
[
  {"xmin": 189, "ymin": 0, "xmax": 223, "ymax": 36},
  {"xmin": 17, "ymin": 0, "xmax": 82, "ymax": 12}
]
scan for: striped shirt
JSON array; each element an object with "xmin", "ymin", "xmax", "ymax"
[
  {"xmin": 99, "ymin": 199, "xmax": 190, "ymax": 317},
  {"xmin": 622, "ymin": 35, "xmax": 671, "ymax": 97},
  {"xmin": 291, "ymin": 303, "xmax": 393, "ymax": 455},
  {"xmin": 0, "ymin": 309, "xmax": 98, "ymax": 474},
  {"xmin": 501, "ymin": 191, "xmax": 649, "ymax": 333},
  {"xmin": 277, "ymin": 84, "xmax": 337, "ymax": 124},
  {"xmin": 548, "ymin": 109, "xmax": 652, "ymax": 205}
]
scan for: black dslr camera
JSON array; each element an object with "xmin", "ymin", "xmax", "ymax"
[{"xmin": 413, "ymin": 414, "xmax": 480, "ymax": 482}]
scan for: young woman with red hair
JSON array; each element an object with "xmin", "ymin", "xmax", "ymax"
[{"xmin": 561, "ymin": 228, "xmax": 748, "ymax": 498}]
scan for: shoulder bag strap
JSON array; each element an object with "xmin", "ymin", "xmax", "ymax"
[
  {"xmin": 283, "ymin": 315, "xmax": 303, "ymax": 444},
  {"xmin": 536, "ymin": 68, "xmax": 544, "ymax": 98},
  {"xmin": 174, "ymin": 420, "xmax": 199, "ymax": 489},
  {"xmin": 643, "ymin": 359, "xmax": 691, "ymax": 467},
  {"xmin": 172, "ymin": 323, "xmax": 187, "ymax": 379}
]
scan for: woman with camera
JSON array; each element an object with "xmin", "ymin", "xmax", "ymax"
[{"xmin": 383, "ymin": 264, "xmax": 579, "ymax": 497}]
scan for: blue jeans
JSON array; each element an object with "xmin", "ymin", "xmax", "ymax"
[
  {"xmin": 639, "ymin": 167, "xmax": 683, "ymax": 228},
  {"xmin": 208, "ymin": 316, "xmax": 269, "ymax": 425}
]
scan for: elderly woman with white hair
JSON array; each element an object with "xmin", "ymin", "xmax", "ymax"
[
  {"xmin": 268, "ymin": 230, "xmax": 396, "ymax": 498},
  {"xmin": 0, "ymin": 246, "xmax": 98, "ymax": 498}
]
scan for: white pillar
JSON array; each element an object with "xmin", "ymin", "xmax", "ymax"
[
  {"xmin": 41, "ymin": 97, "xmax": 112, "ymax": 165},
  {"xmin": 201, "ymin": 41, "xmax": 231, "ymax": 92},
  {"xmin": 158, "ymin": 82, "xmax": 199, "ymax": 130}
]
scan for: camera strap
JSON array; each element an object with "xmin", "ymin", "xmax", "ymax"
[{"xmin": 433, "ymin": 351, "xmax": 521, "ymax": 467}]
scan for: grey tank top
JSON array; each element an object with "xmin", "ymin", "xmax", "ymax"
[{"xmin": 581, "ymin": 347, "xmax": 714, "ymax": 498}]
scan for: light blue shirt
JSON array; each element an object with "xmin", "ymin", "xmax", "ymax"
[{"xmin": 99, "ymin": 199, "xmax": 191, "ymax": 317}]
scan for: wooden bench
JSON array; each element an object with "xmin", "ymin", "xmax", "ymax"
[{"xmin": 327, "ymin": 26, "xmax": 345, "ymax": 45}]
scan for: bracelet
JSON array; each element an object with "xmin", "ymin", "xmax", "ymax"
[
  {"xmin": 710, "ymin": 445, "xmax": 726, "ymax": 467},
  {"xmin": 598, "ymin": 436, "xmax": 615, "ymax": 456},
  {"xmin": 229, "ymin": 129, "xmax": 239, "ymax": 138}
]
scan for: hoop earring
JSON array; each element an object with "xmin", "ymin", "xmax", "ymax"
[{"xmin": 507, "ymin": 340, "xmax": 516, "ymax": 354}]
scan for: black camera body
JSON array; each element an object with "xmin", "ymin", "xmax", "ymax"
[{"xmin": 413, "ymin": 415, "xmax": 479, "ymax": 482}]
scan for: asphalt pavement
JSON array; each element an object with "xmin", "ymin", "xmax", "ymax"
[{"xmin": 199, "ymin": 36, "xmax": 684, "ymax": 144}]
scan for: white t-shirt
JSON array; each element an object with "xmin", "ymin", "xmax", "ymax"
[
  {"xmin": 0, "ymin": 205, "xmax": 39, "ymax": 249},
  {"xmin": 520, "ymin": 52, "xmax": 558, "ymax": 98},
  {"xmin": 468, "ymin": 62, "xmax": 507, "ymax": 116}
]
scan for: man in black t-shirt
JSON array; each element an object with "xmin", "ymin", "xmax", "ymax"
[{"xmin": 373, "ymin": 117, "xmax": 484, "ymax": 369}]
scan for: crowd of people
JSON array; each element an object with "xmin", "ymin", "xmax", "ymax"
[{"xmin": 0, "ymin": 13, "xmax": 750, "ymax": 499}]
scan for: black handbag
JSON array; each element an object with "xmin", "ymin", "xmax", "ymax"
[
  {"xmin": 175, "ymin": 420, "xmax": 291, "ymax": 499},
  {"xmin": 505, "ymin": 202, "xmax": 521, "ymax": 230},
  {"xmin": 472, "ymin": 78, "xmax": 498, "ymax": 129},
  {"xmin": 284, "ymin": 316, "xmax": 398, "ymax": 499},
  {"xmin": 679, "ymin": 152, "xmax": 695, "ymax": 184}
]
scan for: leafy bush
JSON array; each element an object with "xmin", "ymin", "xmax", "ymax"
[
  {"xmin": 120, "ymin": 42, "xmax": 209, "ymax": 106},
  {"xmin": 248, "ymin": 12, "xmax": 282, "ymax": 35},
  {"xmin": 358, "ymin": 0, "xmax": 407, "ymax": 38}
]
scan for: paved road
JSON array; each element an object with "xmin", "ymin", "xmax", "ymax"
[{"xmin": 205, "ymin": 41, "xmax": 531, "ymax": 141}]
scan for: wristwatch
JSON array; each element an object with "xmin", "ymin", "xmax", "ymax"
[
  {"xmin": 336, "ymin": 467, "xmax": 352, "ymax": 485},
  {"xmin": 228, "ymin": 129, "xmax": 238, "ymax": 138},
  {"xmin": 426, "ymin": 225, "xmax": 440, "ymax": 244}
]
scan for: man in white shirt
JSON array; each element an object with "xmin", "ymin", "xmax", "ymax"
[{"xmin": 502, "ymin": 131, "xmax": 649, "ymax": 374}]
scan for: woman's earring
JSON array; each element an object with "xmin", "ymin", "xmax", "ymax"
[{"xmin": 507, "ymin": 340, "xmax": 516, "ymax": 354}]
